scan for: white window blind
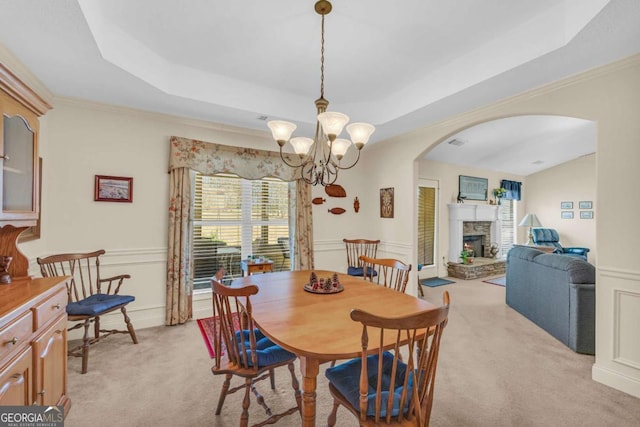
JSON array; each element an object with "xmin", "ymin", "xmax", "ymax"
[
  {"xmin": 192, "ymin": 173, "xmax": 291, "ymax": 289},
  {"xmin": 500, "ymin": 199, "xmax": 516, "ymax": 257}
]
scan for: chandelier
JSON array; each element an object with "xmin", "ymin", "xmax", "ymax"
[{"xmin": 267, "ymin": 0, "xmax": 375, "ymax": 186}]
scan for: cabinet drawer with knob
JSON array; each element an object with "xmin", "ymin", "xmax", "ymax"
[
  {"xmin": 0, "ymin": 311, "xmax": 33, "ymax": 362},
  {"xmin": 32, "ymin": 288, "xmax": 67, "ymax": 330}
]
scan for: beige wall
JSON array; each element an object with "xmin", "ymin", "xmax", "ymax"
[
  {"xmin": 526, "ymin": 154, "xmax": 597, "ymax": 262},
  {"xmin": 361, "ymin": 55, "xmax": 640, "ymax": 398}
]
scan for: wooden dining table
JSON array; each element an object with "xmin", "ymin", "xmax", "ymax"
[{"xmin": 232, "ymin": 270, "xmax": 438, "ymax": 427}]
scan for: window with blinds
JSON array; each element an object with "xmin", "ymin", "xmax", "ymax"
[
  {"xmin": 500, "ymin": 199, "xmax": 516, "ymax": 257},
  {"xmin": 418, "ymin": 186, "xmax": 436, "ymax": 266},
  {"xmin": 192, "ymin": 173, "xmax": 291, "ymax": 290}
]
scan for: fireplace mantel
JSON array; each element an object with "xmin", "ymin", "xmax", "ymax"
[{"xmin": 448, "ymin": 204, "xmax": 502, "ymax": 262}]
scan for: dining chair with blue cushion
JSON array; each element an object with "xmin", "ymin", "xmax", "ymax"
[
  {"xmin": 344, "ymin": 238, "xmax": 380, "ymax": 276},
  {"xmin": 325, "ymin": 291, "xmax": 450, "ymax": 426},
  {"xmin": 211, "ymin": 278, "xmax": 301, "ymax": 426},
  {"xmin": 531, "ymin": 228, "xmax": 590, "ymax": 261},
  {"xmin": 37, "ymin": 249, "xmax": 138, "ymax": 374}
]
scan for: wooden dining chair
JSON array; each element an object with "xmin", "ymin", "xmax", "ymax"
[
  {"xmin": 360, "ymin": 255, "xmax": 412, "ymax": 293},
  {"xmin": 344, "ymin": 238, "xmax": 380, "ymax": 276},
  {"xmin": 37, "ymin": 249, "xmax": 138, "ymax": 374},
  {"xmin": 211, "ymin": 277, "xmax": 301, "ymax": 426},
  {"xmin": 325, "ymin": 291, "xmax": 450, "ymax": 426}
]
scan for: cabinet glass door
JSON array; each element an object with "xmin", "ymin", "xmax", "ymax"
[{"xmin": 3, "ymin": 114, "xmax": 34, "ymax": 212}]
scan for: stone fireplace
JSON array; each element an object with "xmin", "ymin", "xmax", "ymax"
[{"xmin": 448, "ymin": 204, "xmax": 502, "ymax": 263}]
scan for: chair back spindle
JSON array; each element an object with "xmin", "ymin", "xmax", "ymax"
[{"xmin": 360, "ymin": 256, "xmax": 412, "ymax": 293}]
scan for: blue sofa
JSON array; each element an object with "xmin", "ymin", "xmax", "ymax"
[
  {"xmin": 505, "ymin": 246, "xmax": 595, "ymax": 354},
  {"xmin": 531, "ymin": 228, "xmax": 590, "ymax": 261}
]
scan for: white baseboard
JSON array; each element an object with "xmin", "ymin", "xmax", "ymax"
[{"xmin": 592, "ymin": 363, "xmax": 640, "ymax": 399}]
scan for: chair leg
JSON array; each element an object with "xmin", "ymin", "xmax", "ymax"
[
  {"xmin": 94, "ymin": 316, "xmax": 101, "ymax": 340},
  {"xmin": 327, "ymin": 399, "xmax": 340, "ymax": 426},
  {"xmin": 269, "ymin": 368, "xmax": 275, "ymax": 390},
  {"xmin": 287, "ymin": 362, "xmax": 302, "ymax": 412},
  {"xmin": 121, "ymin": 306, "xmax": 138, "ymax": 344},
  {"xmin": 251, "ymin": 379, "xmax": 272, "ymax": 418},
  {"xmin": 215, "ymin": 374, "xmax": 232, "ymax": 415},
  {"xmin": 81, "ymin": 319, "xmax": 91, "ymax": 374},
  {"xmin": 241, "ymin": 379, "xmax": 251, "ymax": 427},
  {"xmin": 418, "ymin": 282, "xmax": 425, "ymax": 297}
]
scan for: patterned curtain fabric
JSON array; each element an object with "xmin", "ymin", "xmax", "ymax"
[
  {"xmin": 294, "ymin": 179, "xmax": 314, "ymax": 270},
  {"xmin": 166, "ymin": 167, "xmax": 194, "ymax": 325},
  {"xmin": 500, "ymin": 179, "xmax": 522, "ymax": 201},
  {"xmin": 166, "ymin": 136, "xmax": 314, "ymax": 324},
  {"xmin": 169, "ymin": 136, "xmax": 298, "ymax": 180}
]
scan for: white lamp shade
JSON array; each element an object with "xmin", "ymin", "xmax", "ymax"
[
  {"xmin": 518, "ymin": 213, "xmax": 542, "ymax": 227},
  {"xmin": 267, "ymin": 120, "xmax": 296, "ymax": 143},
  {"xmin": 317, "ymin": 112, "xmax": 349, "ymax": 138},
  {"xmin": 346, "ymin": 122, "xmax": 375, "ymax": 148},
  {"xmin": 330, "ymin": 138, "xmax": 352, "ymax": 159},
  {"xmin": 289, "ymin": 137, "xmax": 314, "ymax": 156}
]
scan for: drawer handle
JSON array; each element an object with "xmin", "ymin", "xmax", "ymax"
[
  {"xmin": 38, "ymin": 389, "xmax": 46, "ymax": 397},
  {"xmin": 53, "ymin": 303, "xmax": 61, "ymax": 310},
  {"xmin": 0, "ymin": 154, "xmax": 10, "ymax": 161},
  {"xmin": 6, "ymin": 336, "xmax": 19, "ymax": 345}
]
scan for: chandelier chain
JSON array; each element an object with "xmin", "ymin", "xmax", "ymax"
[{"xmin": 320, "ymin": 13, "xmax": 325, "ymax": 99}]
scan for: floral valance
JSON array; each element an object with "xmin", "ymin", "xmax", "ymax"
[{"xmin": 169, "ymin": 136, "xmax": 298, "ymax": 181}]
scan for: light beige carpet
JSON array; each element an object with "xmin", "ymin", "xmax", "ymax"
[{"xmin": 65, "ymin": 277, "xmax": 640, "ymax": 426}]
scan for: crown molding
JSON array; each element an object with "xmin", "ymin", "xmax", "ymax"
[{"xmin": 0, "ymin": 42, "xmax": 53, "ymax": 116}]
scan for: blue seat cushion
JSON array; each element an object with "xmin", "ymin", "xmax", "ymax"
[
  {"xmin": 67, "ymin": 294, "xmax": 135, "ymax": 316},
  {"xmin": 234, "ymin": 329, "xmax": 296, "ymax": 367},
  {"xmin": 347, "ymin": 266, "xmax": 377, "ymax": 277},
  {"xmin": 325, "ymin": 351, "xmax": 412, "ymax": 417}
]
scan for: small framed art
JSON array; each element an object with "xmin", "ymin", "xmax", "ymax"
[
  {"xmin": 380, "ymin": 187, "xmax": 394, "ymax": 218},
  {"xmin": 94, "ymin": 175, "xmax": 133, "ymax": 202},
  {"xmin": 560, "ymin": 201, "xmax": 573, "ymax": 209},
  {"xmin": 561, "ymin": 211, "xmax": 574, "ymax": 219},
  {"xmin": 580, "ymin": 211, "xmax": 594, "ymax": 219},
  {"xmin": 579, "ymin": 201, "xmax": 593, "ymax": 209}
]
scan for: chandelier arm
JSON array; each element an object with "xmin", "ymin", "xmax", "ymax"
[
  {"xmin": 279, "ymin": 146, "xmax": 306, "ymax": 168},
  {"xmin": 331, "ymin": 148, "xmax": 362, "ymax": 171}
]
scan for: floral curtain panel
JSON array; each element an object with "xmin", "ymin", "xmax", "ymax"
[{"xmin": 166, "ymin": 136, "xmax": 314, "ymax": 325}]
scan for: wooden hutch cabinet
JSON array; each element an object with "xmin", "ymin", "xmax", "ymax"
[{"xmin": 0, "ymin": 62, "xmax": 70, "ymax": 414}]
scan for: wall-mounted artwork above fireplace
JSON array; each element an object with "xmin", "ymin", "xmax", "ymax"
[{"xmin": 459, "ymin": 175, "xmax": 488, "ymax": 201}]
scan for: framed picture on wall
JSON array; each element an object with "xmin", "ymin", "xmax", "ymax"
[
  {"xmin": 579, "ymin": 201, "xmax": 593, "ymax": 209},
  {"xmin": 561, "ymin": 211, "xmax": 574, "ymax": 219},
  {"xmin": 458, "ymin": 175, "xmax": 488, "ymax": 201},
  {"xmin": 560, "ymin": 201, "xmax": 573, "ymax": 209},
  {"xmin": 580, "ymin": 211, "xmax": 594, "ymax": 219},
  {"xmin": 94, "ymin": 175, "xmax": 133, "ymax": 202},
  {"xmin": 380, "ymin": 187, "xmax": 394, "ymax": 218}
]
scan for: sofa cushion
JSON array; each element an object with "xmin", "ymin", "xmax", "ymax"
[{"xmin": 534, "ymin": 254, "xmax": 595, "ymax": 284}]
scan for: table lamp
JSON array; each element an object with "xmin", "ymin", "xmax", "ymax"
[{"xmin": 518, "ymin": 213, "xmax": 542, "ymax": 245}]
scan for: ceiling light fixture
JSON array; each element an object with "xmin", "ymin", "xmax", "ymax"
[{"xmin": 267, "ymin": 0, "xmax": 375, "ymax": 186}]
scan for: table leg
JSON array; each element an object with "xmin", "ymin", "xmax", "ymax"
[{"xmin": 299, "ymin": 356, "xmax": 319, "ymax": 427}]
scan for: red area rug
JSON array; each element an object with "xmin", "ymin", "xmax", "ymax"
[{"xmin": 196, "ymin": 313, "xmax": 240, "ymax": 358}]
